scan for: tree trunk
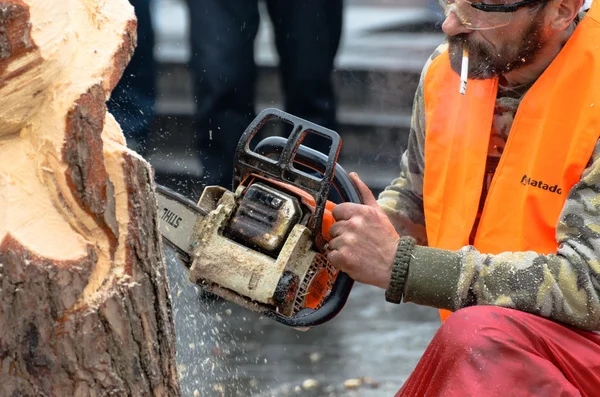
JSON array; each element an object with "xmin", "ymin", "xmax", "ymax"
[{"xmin": 0, "ymin": 0, "xmax": 180, "ymax": 395}]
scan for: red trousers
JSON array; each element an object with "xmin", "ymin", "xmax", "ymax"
[{"xmin": 397, "ymin": 306, "xmax": 600, "ymax": 397}]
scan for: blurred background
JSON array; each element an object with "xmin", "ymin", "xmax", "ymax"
[{"xmin": 110, "ymin": 0, "xmax": 446, "ymax": 395}]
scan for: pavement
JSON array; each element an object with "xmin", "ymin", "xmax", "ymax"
[{"xmin": 165, "ymin": 248, "xmax": 440, "ymax": 397}]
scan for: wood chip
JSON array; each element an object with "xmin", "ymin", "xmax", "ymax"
[
  {"xmin": 344, "ymin": 378, "xmax": 362, "ymax": 389},
  {"xmin": 362, "ymin": 377, "xmax": 381, "ymax": 388},
  {"xmin": 309, "ymin": 352, "xmax": 322, "ymax": 363},
  {"xmin": 302, "ymin": 379, "xmax": 319, "ymax": 390}
]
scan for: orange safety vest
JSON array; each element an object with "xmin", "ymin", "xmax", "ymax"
[{"xmin": 422, "ymin": 2, "xmax": 600, "ymax": 322}]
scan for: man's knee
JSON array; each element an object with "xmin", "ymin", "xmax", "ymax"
[{"xmin": 436, "ymin": 306, "xmax": 519, "ymax": 350}]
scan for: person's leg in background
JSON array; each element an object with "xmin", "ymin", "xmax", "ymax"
[
  {"xmin": 265, "ymin": 0, "xmax": 343, "ymax": 155},
  {"xmin": 108, "ymin": 0, "xmax": 156, "ymax": 156},
  {"xmin": 185, "ymin": 0, "xmax": 260, "ymax": 190}
]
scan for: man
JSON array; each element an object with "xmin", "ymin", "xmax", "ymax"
[
  {"xmin": 326, "ymin": 0, "xmax": 600, "ymax": 395},
  {"xmin": 185, "ymin": 0, "xmax": 342, "ymax": 189}
]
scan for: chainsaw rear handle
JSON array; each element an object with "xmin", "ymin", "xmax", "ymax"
[{"xmin": 253, "ymin": 135, "xmax": 362, "ymax": 328}]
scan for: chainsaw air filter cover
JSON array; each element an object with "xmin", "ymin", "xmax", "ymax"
[{"xmin": 226, "ymin": 183, "xmax": 301, "ymax": 255}]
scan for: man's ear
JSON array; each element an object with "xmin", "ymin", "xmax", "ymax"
[{"xmin": 547, "ymin": 0, "xmax": 584, "ymax": 31}]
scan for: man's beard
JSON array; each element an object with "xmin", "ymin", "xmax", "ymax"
[{"xmin": 448, "ymin": 20, "xmax": 544, "ymax": 80}]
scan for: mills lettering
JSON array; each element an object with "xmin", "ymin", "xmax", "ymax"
[{"xmin": 161, "ymin": 207, "xmax": 183, "ymax": 228}]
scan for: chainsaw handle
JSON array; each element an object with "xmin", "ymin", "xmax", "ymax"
[
  {"xmin": 233, "ymin": 108, "xmax": 341, "ymax": 250},
  {"xmin": 254, "ymin": 136, "xmax": 361, "ymax": 203},
  {"xmin": 254, "ymin": 136, "xmax": 361, "ymax": 328}
]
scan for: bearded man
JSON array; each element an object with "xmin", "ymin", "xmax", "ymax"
[{"xmin": 326, "ymin": 0, "xmax": 600, "ymax": 395}]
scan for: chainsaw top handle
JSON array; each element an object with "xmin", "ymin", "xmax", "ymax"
[
  {"xmin": 233, "ymin": 108, "xmax": 362, "ymax": 328},
  {"xmin": 233, "ymin": 108, "xmax": 342, "ymax": 251}
]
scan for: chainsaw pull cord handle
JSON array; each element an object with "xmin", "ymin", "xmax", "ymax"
[{"xmin": 253, "ymin": 136, "xmax": 362, "ymax": 328}]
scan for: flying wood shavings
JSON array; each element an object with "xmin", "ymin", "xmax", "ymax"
[
  {"xmin": 309, "ymin": 352, "xmax": 322, "ymax": 363},
  {"xmin": 343, "ymin": 377, "xmax": 381, "ymax": 390},
  {"xmin": 362, "ymin": 377, "xmax": 380, "ymax": 388},
  {"xmin": 302, "ymin": 379, "xmax": 319, "ymax": 390},
  {"xmin": 344, "ymin": 378, "xmax": 362, "ymax": 389}
]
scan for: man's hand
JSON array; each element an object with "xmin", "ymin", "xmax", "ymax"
[{"xmin": 327, "ymin": 173, "xmax": 400, "ymax": 289}]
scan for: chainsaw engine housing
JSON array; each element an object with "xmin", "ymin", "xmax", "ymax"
[{"xmin": 188, "ymin": 182, "xmax": 338, "ymax": 317}]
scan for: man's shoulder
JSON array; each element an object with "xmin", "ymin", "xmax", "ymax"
[
  {"xmin": 422, "ymin": 43, "xmax": 448, "ymax": 79},
  {"xmin": 416, "ymin": 43, "xmax": 449, "ymax": 94},
  {"xmin": 429, "ymin": 43, "xmax": 448, "ymax": 64}
]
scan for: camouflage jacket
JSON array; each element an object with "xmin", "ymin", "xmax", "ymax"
[{"xmin": 377, "ymin": 41, "xmax": 600, "ymax": 332}]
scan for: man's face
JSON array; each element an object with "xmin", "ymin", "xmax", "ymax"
[{"xmin": 447, "ymin": 4, "xmax": 548, "ymax": 79}]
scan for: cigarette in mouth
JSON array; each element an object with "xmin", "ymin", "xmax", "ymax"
[{"xmin": 460, "ymin": 46, "xmax": 469, "ymax": 95}]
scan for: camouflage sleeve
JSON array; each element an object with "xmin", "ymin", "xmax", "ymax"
[
  {"xmin": 376, "ymin": 45, "xmax": 447, "ymax": 245},
  {"xmin": 403, "ymin": 140, "xmax": 600, "ymax": 331},
  {"xmin": 376, "ymin": 93, "xmax": 428, "ymax": 245}
]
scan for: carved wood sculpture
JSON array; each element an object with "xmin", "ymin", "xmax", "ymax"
[{"xmin": 0, "ymin": 0, "xmax": 180, "ymax": 395}]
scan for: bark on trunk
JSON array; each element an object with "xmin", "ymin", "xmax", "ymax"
[{"xmin": 0, "ymin": 0, "xmax": 180, "ymax": 395}]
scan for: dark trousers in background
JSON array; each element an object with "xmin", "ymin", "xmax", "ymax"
[
  {"xmin": 108, "ymin": 0, "xmax": 156, "ymax": 155},
  {"xmin": 185, "ymin": 0, "xmax": 343, "ymax": 188}
]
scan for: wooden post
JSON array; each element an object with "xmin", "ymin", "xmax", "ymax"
[{"xmin": 0, "ymin": 0, "xmax": 181, "ymax": 395}]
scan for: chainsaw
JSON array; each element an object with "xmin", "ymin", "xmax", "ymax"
[{"xmin": 156, "ymin": 108, "xmax": 361, "ymax": 328}]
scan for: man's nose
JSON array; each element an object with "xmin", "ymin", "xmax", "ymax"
[{"xmin": 442, "ymin": 10, "xmax": 472, "ymax": 36}]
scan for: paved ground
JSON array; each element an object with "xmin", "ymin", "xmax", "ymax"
[{"xmin": 165, "ymin": 248, "xmax": 440, "ymax": 397}]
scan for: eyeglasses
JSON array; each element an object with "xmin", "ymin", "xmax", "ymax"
[{"xmin": 439, "ymin": 0, "xmax": 548, "ymax": 30}]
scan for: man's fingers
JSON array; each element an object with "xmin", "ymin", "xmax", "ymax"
[
  {"xmin": 326, "ymin": 238, "xmax": 348, "ymax": 267},
  {"xmin": 350, "ymin": 172, "xmax": 378, "ymax": 207},
  {"xmin": 329, "ymin": 221, "xmax": 347, "ymax": 239},
  {"xmin": 327, "ymin": 236, "xmax": 343, "ymax": 251},
  {"xmin": 332, "ymin": 202, "xmax": 363, "ymax": 221},
  {"xmin": 327, "ymin": 249, "xmax": 345, "ymax": 270},
  {"xmin": 327, "ymin": 234, "xmax": 357, "ymax": 252},
  {"xmin": 326, "ymin": 238, "xmax": 357, "ymax": 278}
]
